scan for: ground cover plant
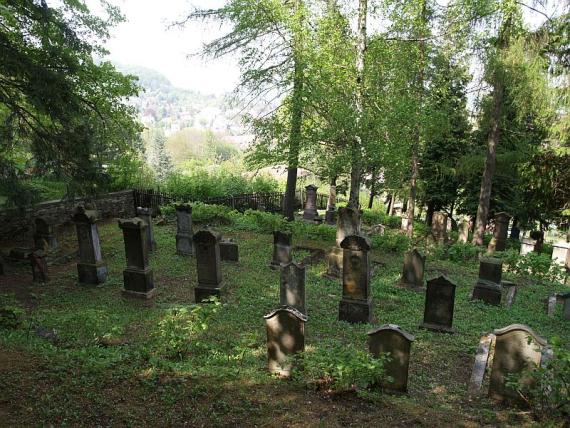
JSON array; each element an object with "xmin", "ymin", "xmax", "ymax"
[{"xmin": 0, "ymin": 211, "xmax": 568, "ymax": 426}]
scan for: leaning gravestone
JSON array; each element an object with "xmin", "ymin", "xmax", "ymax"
[
  {"xmin": 118, "ymin": 218, "xmax": 155, "ymax": 298},
  {"xmin": 431, "ymin": 212, "xmax": 448, "ymax": 244},
  {"xmin": 302, "ymin": 184, "xmax": 320, "ymax": 222},
  {"xmin": 421, "ymin": 276, "xmax": 456, "ymax": 333},
  {"xmin": 72, "ymin": 206, "xmax": 107, "ymax": 285},
  {"xmin": 136, "ymin": 207, "xmax": 157, "ymax": 252},
  {"xmin": 488, "ymin": 324, "xmax": 547, "ymax": 402},
  {"xmin": 264, "ymin": 306, "xmax": 307, "ymax": 377},
  {"xmin": 368, "ymin": 324, "xmax": 415, "ymax": 393},
  {"xmin": 326, "ymin": 207, "xmax": 361, "ymax": 279},
  {"xmin": 339, "ymin": 235, "xmax": 373, "ymax": 324},
  {"xmin": 194, "ymin": 230, "xmax": 223, "ymax": 302},
  {"xmin": 220, "ymin": 239, "xmax": 239, "ymax": 262},
  {"xmin": 280, "ymin": 262, "xmax": 306, "ymax": 314},
  {"xmin": 33, "ymin": 218, "xmax": 58, "ymax": 251},
  {"xmin": 175, "ymin": 204, "xmax": 194, "ymax": 256},
  {"xmin": 472, "ymin": 257, "xmax": 503, "ymax": 305},
  {"xmin": 457, "ymin": 220, "xmax": 469, "ymax": 244},
  {"xmin": 399, "ymin": 249, "xmax": 425, "ymax": 289},
  {"xmin": 29, "ymin": 250, "xmax": 49, "ymax": 283},
  {"xmin": 270, "ymin": 231, "xmax": 292, "ymax": 269},
  {"xmin": 487, "ymin": 212, "xmax": 510, "ymax": 253}
]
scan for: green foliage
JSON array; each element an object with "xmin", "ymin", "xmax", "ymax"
[
  {"xmin": 371, "ymin": 231, "xmax": 411, "ymax": 254},
  {"xmin": 446, "ymin": 242, "xmax": 482, "ymax": 262},
  {"xmin": 362, "ymin": 209, "xmax": 401, "ymax": 229},
  {"xmin": 498, "ymin": 250, "xmax": 565, "ymax": 283}
]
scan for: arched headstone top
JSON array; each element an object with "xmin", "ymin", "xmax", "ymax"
[
  {"xmin": 305, "ymin": 184, "xmax": 318, "ymax": 191},
  {"xmin": 175, "ymin": 204, "xmax": 192, "ymax": 213},
  {"xmin": 427, "ymin": 275, "xmax": 456, "ymax": 290},
  {"xmin": 118, "ymin": 217, "xmax": 146, "ymax": 230},
  {"xmin": 264, "ymin": 305, "xmax": 308, "ymax": 322},
  {"xmin": 340, "ymin": 234, "xmax": 371, "ymax": 251},
  {"xmin": 72, "ymin": 205, "xmax": 98, "ymax": 224},
  {"xmin": 274, "ymin": 230, "xmax": 292, "ymax": 246},
  {"xmin": 492, "ymin": 324, "xmax": 547, "ymax": 347},
  {"xmin": 193, "ymin": 229, "xmax": 221, "ymax": 244},
  {"xmin": 367, "ymin": 324, "xmax": 415, "ymax": 342}
]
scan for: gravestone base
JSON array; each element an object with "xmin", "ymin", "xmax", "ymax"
[
  {"xmin": 420, "ymin": 321, "xmax": 456, "ymax": 334},
  {"xmin": 220, "ymin": 241, "xmax": 239, "ymax": 262},
  {"xmin": 122, "ymin": 287, "xmax": 157, "ymax": 299},
  {"xmin": 195, "ymin": 285, "xmax": 223, "ymax": 303},
  {"xmin": 176, "ymin": 235, "xmax": 194, "ymax": 256},
  {"xmin": 123, "ymin": 268, "xmax": 154, "ymax": 295},
  {"xmin": 339, "ymin": 297, "xmax": 373, "ymax": 324},
  {"xmin": 77, "ymin": 262, "xmax": 108, "ymax": 285},
  {"xmin": 323, "ymin": 246, "xmax": 343, "ymax": 279},
  {"xmin": 472, "ymin": 281, "xmax": 502, "ymax": 305},
  {"xmin": 325, "ymin": 209, "xmax": 336, "ymax": 225}
]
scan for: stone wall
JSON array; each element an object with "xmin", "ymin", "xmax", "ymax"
[{"xmin": 0, "ymin": 190, "xmax": 136, "ymax": 239}]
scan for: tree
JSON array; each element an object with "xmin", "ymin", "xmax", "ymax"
[{"xmin": 151, "ymin": 131, "xmax": 173, "ymax": 183}]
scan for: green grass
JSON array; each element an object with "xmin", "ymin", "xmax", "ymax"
[{"xmin": 0, "ymin": 218, "xmax": 568, "ymax": 426}]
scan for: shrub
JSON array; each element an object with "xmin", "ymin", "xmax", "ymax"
[
  {"xmin": 361, "ymin": 209, "xmax": 401, "ymax": 229},
  {"xmin": 371, "ymin": 231, "xmax": 411, "ymax": 253},
  {"xmin": 190, "ymin": 203, "xmax": 236, "ymax": 225},
  {"xmin": 498, "ymin": 250, "xmax": 565, "ymax": 283},
  {"xmin": 233, "ymin": 210, "xmax": 287, "ymax": 233},
  {"xmin": 447, "ymin": 242, "xmax": 482, "ymax": 262}
]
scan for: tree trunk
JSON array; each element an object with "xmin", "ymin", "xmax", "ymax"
[
  {"xmin": 385, "ymin": 194, "xmax": 393, "ymax": 215},
  {"xmin": 389, "ymin": 197, "xmax": 395, "ymax": 216},
  {"xmin": 425, "ymin": 200, "xmax": 435, "ymax": 226},
  {"xmin": 348, "ymin": 0, "xmax": 368, "ymax": 210},
  {"xmin": 368, "ymin": 169, "xmax": 377, "ymax": 209},
  {"xmin": 327, "ymin": 176, "xmax": 337, "ymax": 211}
]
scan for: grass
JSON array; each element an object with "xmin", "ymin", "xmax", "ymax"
[{"xmin": 0, "ymin": 217, "xmax": 568, "ymax": 427}]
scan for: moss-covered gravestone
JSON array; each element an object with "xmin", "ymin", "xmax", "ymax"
[
  {"xmin": 421, "ymin": 276, "xmax": 456, "ymax": 333},
  {"xmin": 193, "ymin": 230, "xmax": 223, "ymax": 302},
  {"xmin": 72, "ymin": 206, "xmax": 107, "ymax": 285}
]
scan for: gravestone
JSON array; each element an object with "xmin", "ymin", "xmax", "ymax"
[
  {"xmin": 303, "ymin": 184, "xmax": 319, "ymax": 221},
  {"xmin": 118, "ymin": 218, "xmax": 155, "ymax": 298},
  {"xmin": 136, "ymin": 207, "xmax": 157, "ymax": 252},
  {"xmin": 551, "ymin": 242, "xmax": 569, "ymax": 268},
  {"xmin": 33, "ymin": 218, "xmax": 58, "ymax": 251},
  {"xmin": 371, "ymin": 224, "xmax": 386, "ymax": 236},
  {"xmin": 468, "ymin": 333, "xmax": 494, "ymax": 396},
  {"xmin": 421, "ymin": 276, "xmax": 456, "ymax": 333},
  {"xmin": 326, "ymin": 207, "xmax": 361, "ymax": 279},
  {"xmin": 547, "ymin": 294, "xmax": 557, "ymax": 317},
  {"xmin": 472, "ymin": 257, "xmax": 503, "ymax": 305},
  {"xmin": 270, "ymin": 231, "xmax": 292, "ymax": 269},
  {"xmin": 399, "ymin": 249, "xmax": 425, "ymax": 289},
  {"xmin": 487, "ymin": 212, "xmax": 510, "ymax": 253},
  {"xmin": 194, "ymin": 230, "xmax": 223, "ymax": 302},
  {"xmin": 264, "ymin": 306, "xmax": 307, "ymax": 377},
  {"xmin": 488, "ymin": 324, "xmax": 547, "ymax": 402},
  {"xmin": 457, "ymin": 220, "xmax": 469, "ymax": 244},
  {"xmin": 280, "ymin": 262, "xmax": 306, "ymax": 314},
  {"xmin": 431, "ymin": 212, "xmax": 448, "ymax": 243},
  {"xmin": 29, "ymin": 250, "xmax": 49, "ymax": 283},
  {"xmin": 175, "ymin": 204, "xmax": 194, "ymax": 256},
  {"xmin": 339, "ymin": 235, "xmax": 373, "ymax": 324},
  {"xmin": 325, "ymin": 183, "xmax": 337, "ymax": 225},
  {"xmin": 401, "ymin": 215, "xmax": 410, "ymax": 231},
  {"xmin": 72, "ymin": 206, "xmax": 107, "ymax": 285},
  {"xmin": 520, "ymin": 237, "xmax": 536, "ymax": 256},
  {"xmin": 368, "ymin": 324, "xmax": 415, "ymax": 393},
  {"xmin": 220, "ymin": 239, "xmax": 239, "ymax": 262},
  {"xmin": 530, "ymin": 230, "xmax": 544, "ymax": 252},
  {"xmin": 559, "ymin": 292, "xmax": 570, "ymax": 320}
]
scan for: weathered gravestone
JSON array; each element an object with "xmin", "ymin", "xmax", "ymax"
[
  {"xmin": 280, "ymin": 262, "xmax": 306, "ymax": 314},
  {"xmin": 118, "ymin": 218, "xmax": 155, "ymax": 298},
  {"xmin": 488, "ymin": 324, "xmax": 547, "ymax": 402},
  {"xmin": 487, "ymin": 212, "xmax": 510, "ymax": 253},
  {"xmin": 457, "ymin": 220, "xmax": 470, "ymax": 244},
  {"xmin": 468, "ymin": 333, "xmax": 494, "ymax": 396},
  {"xmin": 339, "ymin": 235, "xmax": 373, "ymax": 324},
  {"xmin": 421, "ymin": 276, "xmax": 456, "ymax": 333},
  {"xmin": 33, "ymin": 218, "xmax": 58, "ymax": 251},
  {"xmin": 520, "ymin": 237, "xmax": 537, "ymax": 256},
  {"xmin": 264, "ymin": 306, "xmax": 307, "ymax": 377},
  {"xmin": 551, "ymin": 242, "xmax": 570, "ymax": 269},
  {"xmin": 220, "ymin": 239, "xmax": 239, "ymax": 262},
  {"xmin": 175, "ymin": 204, "xmax": 194, "ymax": 256},
  {"xmin": 431, "ymin": 212, "xmax": 448, "ymax": 244},
  {"xmin": 29, "ymin": 250, "xmax": 49, "ymax": 283},
  {"xmin": 559, "ymin": 292, "xmax": 570, "ymax": 320},
  {"xmin": 270, "ymin": 231, "xmax": 292, "ymax": 270},
  {"xmin": 368, "ymin": 324, "xmax": 415, "ymax": 393},
  {"xmin": 136, "ymin": 207, "xmax": 157, "ymax": 252},
  {"xmin": 325, "ymin": 207, "xmax": 361, "ymax": 279},
  {"xmin": 472, "ymin": 257, "xmax": 503, "ymax": 305},
  {"xmin": 72, "ymin": 206, "xmax": 107, "ymax": 285},
  {"xmin": 302, "ymin": 184, "xmax": 320, "ymax": 222},
  {"xmin": 325, "ymin": 183, "xmax": 337, "ymax": 225},
  {"xmin": 193, "ymin": 230, "xmax": 223, "ymax": 302},
  {"xmin": 399, "ymin": 249, "xmax": 425, "ymax": 289}
]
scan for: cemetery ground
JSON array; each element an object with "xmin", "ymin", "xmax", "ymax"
[{"xmin": 0, "ymin": 216, "xmax": 568, "ymax": 427}]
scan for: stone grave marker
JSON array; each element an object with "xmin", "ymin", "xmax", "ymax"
[
  {"xmin": 264, "ymin": 306, "xmax": 307, "ymax": 377},
  {"xmin": 29, "ymin": 250, "xmax": 49, "ymax": 283},
  {"xmin": 325, "ymin": 183, "xmax": 337, "ymax": 225},
  {"xmin": 339, "ymin": 235, "xmax": 373, "ymax": 324},
  {"xmin": 280, "ymin": 262, "xmax": 306, "ymax": 314},
  {"xmin": 559, "ymin": 292, "xmax": 570, "ymax": 320},
  {"xmin": 421, "ymin": 276, "xmax": 456, "ymax": 333},
  {"xmin": 468, "ymin": 333, "xmax": 494, "ymax": 396},
  {"xmin": 431, "ymin": 212, "xmax": 448, "ymax": 243},
  {"xmin": 72, "ymin": 206, "xmax": 107, "ymax": 285},
  {"xmin": 118, "ymin": 218, "xmax": 155, "ymax": 298},
  {"xmin": 502, "ymin": 281, "xmax": 517, "ymax": 308},
  {"xmin": 175, "ymin": 204, "xmax": 194, "ymax": 256},
  {"xmin": 302, "ymin": 184, "xmax": 320, "ymax": 222},
  {"xmin": 457, "ymin": 220, "xmax": 469, "ymax": 244},
  {"xmin": 399, "ymin": 249, "xmax": 425, "ymax": 289},
  {"xmin": 33, "ymin": 218, "xmax": 58, "ymax": 251},
  {"xmin": 472, "ymin": 257, "xmax": 503, "ymax": 305},
  {"xmin": 270, "ymin": 231, "xmax": 292, "ymax": 269},
  {"xmin": 552, "ymin": 242, "xmax": 569, "ymax": 268},
  {"xmin": 220, "ymin": 239, "xmax": 239, "ymax": 262},
  {"xmin": 136, "ymin": 207, "xmax": 157, "ymax": 252},
  {"xmin": 488, "ymin": 324, "xmax": 547, "ymax": 402},
  {"xmin": 547, "ymin": 294, "xmax": 558, "ymax": 317},
  {"xmin": 368, "ymin": 324, "xmax": 415, "ymax": 393},
  {"xmin": 487, "ymin": 212, "xmax": 510, "ymax": 253},
  {"xmin": 520, "ymin": 237, "xmax": 536, "ymax": 256},
  {"xmin": 371, "ymin": 224, "xmax": 386, "ymax": 236},
  {"xmin": 193, "ymin": 230, "xmax": 223, "ymax": 302},
  {"xmin": 325, "ymin": 207, "xmax": 361, "ymax": 279}
]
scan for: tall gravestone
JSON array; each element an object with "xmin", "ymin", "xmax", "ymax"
[
  {"xmin": 431, "ymin": 212, "xmax": 448, "ymax": 244},
  {"xmin": 326, "ymin": 207, "xmax": 360, "ymax": 279},
  {"xmin": 118, "ymin": 218, "xmax": 155, "ymax": 298},
  {"xmin": 194, "ymin": 230, "xmax": 223, "ymax": 302},
  {"xmin": 399, "ymin": 249, "xmax": 425, "ymax": 289},
  {"xmin": 136, "ymin": 207, "xmax": 157, "ymax": 252},
  {"xmin": 457, "ymin": 220, "xmax": 469, "ymax": 244},
  {"xmin": 421, "ymin": 276, "xmax": 456, "ymax": 333},
  {"xmin": 520, "ymin": 237, "xmax": 536, "ymax": 256},
  {"xmin": 552, "ymin": 242, "xmax": 569, "ymax": 269},
  {"xmin": 302, "ymin": 184, "xmax": 319, "ymax": 221},
  {"xmin": 264, "ymin": 306, "xmax": 307, "ymax": 377},
  {"xmin": 29, "ymin": 250, "xmax": 49, "ymax": 283},
  {"xmin": 280, "ymin": 262, "xmax": 306, "ymax": 314},
  {"xmin": 325, "ymin": 183, "xmax": 337, "ymax": 225},
  {"xmin": 33, "ymin": 218, "xmax": 58, "ymax": 251},
  {"xmin": 488, "ymin": 324, "xmax": 547, "ymax": 402},
  {"xmin": 488, "ymin": 212, "xmax": 510, "ymax": 253},
  {"xmin": 175, "ymin": 204, "xmax": 194, "ymax": 256},
  {"xmin": 339, "ymin": 235, "xmax": 373, "ymax": 324},
  {"xmin": 270, "ymin": 231, "xmax": 292, "ymax": 269},
  {"xmin": 368, "ymin": 324, "xmax": 415, "ymax": 393},
  {"xmin": 72, "ymin": 206, "xmax": 107, "ymax": 285},
  {"xmin": 472, "ymin": 257, "xmax": 503, "ymax": 305}
]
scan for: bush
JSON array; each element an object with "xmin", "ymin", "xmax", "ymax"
[
  {"xmin": 371, "ymin": 231, "xmax": 411, "ymax": 253},
  {"xmin": 233, "ymin": 210, "xmax": 288, "ymax": 233},
  {"xmin": 498, "ymin": 250, "xmax": 565, "ymax": 283},
  {"xmin": 447, "ymin": 242, "xmax": 482, "ymax": 262},
  {"xmin": 361, "ymin": 209, "xmax": 401, "ymax": 229}
]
